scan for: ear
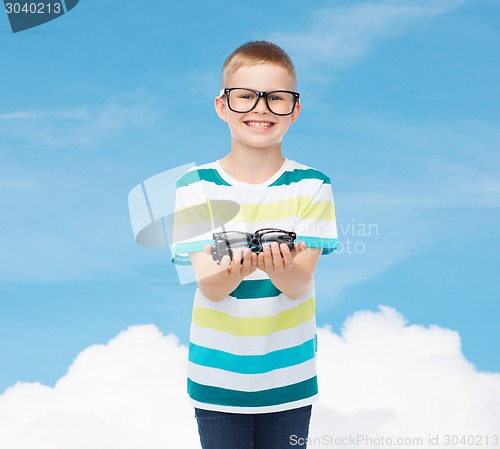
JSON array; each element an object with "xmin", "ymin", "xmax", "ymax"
[
  {"xmin": 214, "ymin": 95, "xmax": 228, "ymax": 123},
  {"xmin": 290, "ymin": 101, "xmax": 301, "ymax": 124}
]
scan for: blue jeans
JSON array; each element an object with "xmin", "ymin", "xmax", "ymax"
[{"xmin": 194, "ymin": 405, "xmax": 312, "ymax": 449}]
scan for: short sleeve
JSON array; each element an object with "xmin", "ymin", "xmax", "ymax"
[
  {"xmin": 293, "ymin": 178, "xmax": 338, "ymax": 255},
  {"xmin": 171, "ymin": 172, "xmax": 214, "ymax": 265}
]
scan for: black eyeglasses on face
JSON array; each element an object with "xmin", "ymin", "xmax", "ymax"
[
  {"xmin": 219, "ymin": 88, "xmax": 300, "ymax": 116},
  {"xmin": 211, "ymin": 228, "xmax": 297, "ymax": 264}
]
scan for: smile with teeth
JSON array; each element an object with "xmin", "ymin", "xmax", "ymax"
[{"xmin": 245, "ymin": 121, "xmax": 275, "ymax": 129}]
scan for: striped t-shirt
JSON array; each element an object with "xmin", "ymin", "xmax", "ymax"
[{"xmin": 172, "ymin": 158, "xmax": 338, "ymax": 414}]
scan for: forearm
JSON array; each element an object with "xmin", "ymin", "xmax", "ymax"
[
  {"xmin": 197, "ymin": 271, "xmax": 243, "ymax": 301},
  {"xmin": 190, "ymin": 247, "xmax": 257, "ymax": 301}
]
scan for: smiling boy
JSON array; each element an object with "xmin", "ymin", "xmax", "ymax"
[{"xmin": 172, "ymin": 41, "xmax": 338, "ymax": 449}]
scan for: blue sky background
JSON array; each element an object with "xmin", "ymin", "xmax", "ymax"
[{"xmin": 0, "ymin": 0, "xmax": 499, "ymax": 392}]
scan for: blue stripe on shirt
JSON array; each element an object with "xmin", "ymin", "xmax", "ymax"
[{"xmin": 189, "ymin": 337, "xmax": 316, "ymax": 374}]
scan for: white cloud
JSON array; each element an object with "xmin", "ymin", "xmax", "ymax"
[
  {"xmin": 270, "ymin": 0, "xmax": 466, "ymax": 70},
  {"xmin": 312, "ymin": 306, "xmax": 500, "ymax": 440},
  {"xmin": 0, "ymin": 325, "xmax": 198, "ymax": 449},
  {"xmin": 1, "ymin": 307, "xmax": 498, "ymax": 449}
]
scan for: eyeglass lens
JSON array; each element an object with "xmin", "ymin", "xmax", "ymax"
[
  {"xmin": 217, "ymin": 232, "xmax": 251, "ymax": 250},
  {"xmin": 228, "ymin": 89, "xmax": 297, "ymax": 115},
  {"xmin": 216, "ymin": 230, "xmax": 293, "ymax": 250},
  {"xmin": 260, "ymin": 232, "xmax": 293, "ymax": 245}
]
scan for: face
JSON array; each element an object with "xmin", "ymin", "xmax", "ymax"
[{"xmin": 214, "ymin": 64, "xmax": 301, "ymax": 152}]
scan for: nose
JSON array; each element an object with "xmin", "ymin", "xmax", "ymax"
[{"xmin": 253, "ymin": 95, "xmax": 270, "ymax": 113}]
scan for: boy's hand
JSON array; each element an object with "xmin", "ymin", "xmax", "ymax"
[
  {"xmin": 195, "ymin": 241, "xmax": 317, "ymax": 300},
  {"xmin": 203, "ymin": 244, "xmax": 258, "ymax": 278},
  {"xmin": 257, "ymin": 241, "xmax": 307, "ymax": 274}
]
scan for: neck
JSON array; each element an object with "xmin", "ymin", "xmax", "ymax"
[{"xmin": 219, "ymin": 144, "xmax": 285, "ymax": 184}]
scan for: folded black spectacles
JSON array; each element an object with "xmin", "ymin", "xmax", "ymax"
[{"xmin": 211, "ymin": 228, "xmax": 297, "ymax": 264}]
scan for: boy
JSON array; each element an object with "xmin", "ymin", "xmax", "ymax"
[{"xmin": 172, "ymin": 41, "xmax": 338, "ymax": 449}]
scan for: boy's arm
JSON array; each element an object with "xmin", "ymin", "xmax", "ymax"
[
  {"xmin": 189, "ymin": 246, "xmax": 258, "ymax": 301},
  {"xmin": 257, "ymin": 242, "xmax": 322, "ymax": 299}
]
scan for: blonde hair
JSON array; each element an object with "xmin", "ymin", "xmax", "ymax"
[{"xmin": 222, "ymin": 41, "xmax": 296, "ymax": 88}]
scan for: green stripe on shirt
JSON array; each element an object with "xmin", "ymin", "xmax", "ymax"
[
  {"xmin": 297, "ymin": 236, "xmax": 339, "ymax": 253},
  {"xmin": 187, "ymin": 376, "xmax": 318, "ymax": 408},
  {"xmin": 229, "ymin": 279, "xmax": 281, "ymax": 299},
  {"xmin": 177, "ymin": 168, "xmax": 231, "ymax": 187},
  {"xmin": 270, "ymin": 169, "xmax": 331, "ymax": 187}
]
